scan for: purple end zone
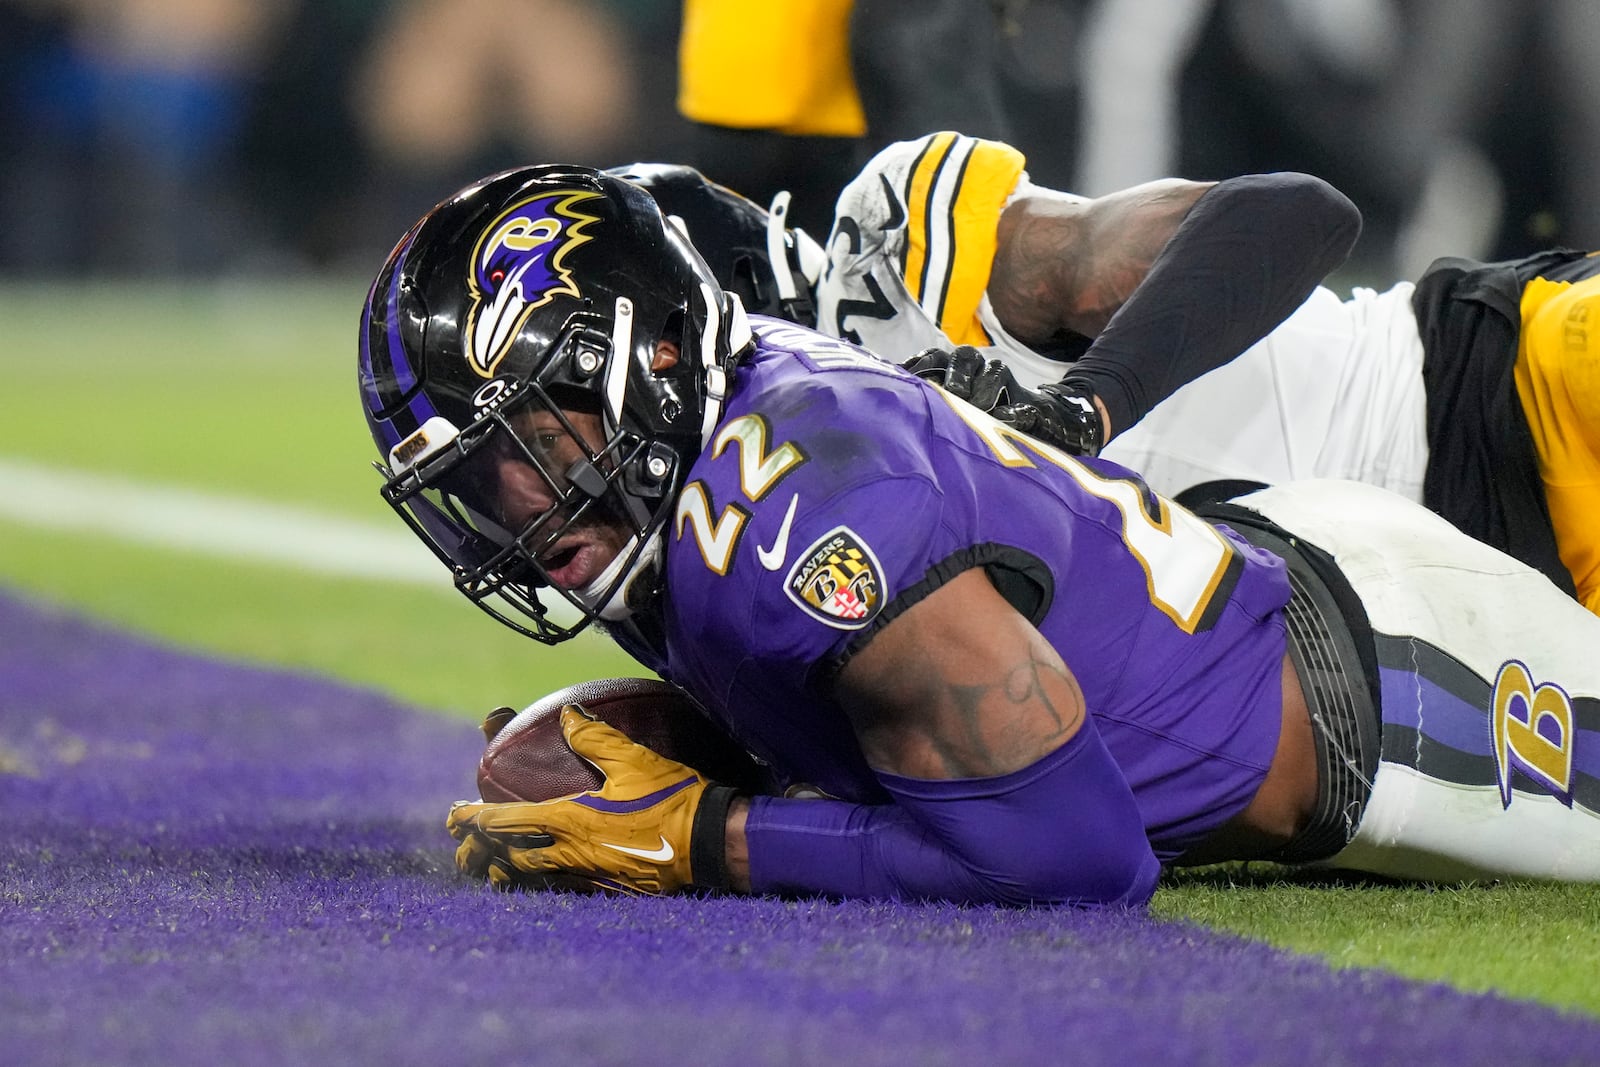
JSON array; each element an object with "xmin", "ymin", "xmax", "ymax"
[{"xmin": 2, "ymin": 590, "xmax": 1596, "ymax": 1067}]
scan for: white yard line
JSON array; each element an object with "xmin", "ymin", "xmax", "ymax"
[
  {"xmin": 0, "ymin": 457, "xmax": 584, "ymax": 622},
  {"xmin": 0, "ymin": 456, "xmax": 451, "ymax": 586}
]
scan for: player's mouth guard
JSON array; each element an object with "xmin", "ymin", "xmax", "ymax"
[{"xmin": 575, "ymin": 530, "xmax": 665, "ymax": 621}]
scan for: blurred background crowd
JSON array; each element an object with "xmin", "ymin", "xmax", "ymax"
[{"xmin": 2, "ymin": 0, "xmax": 1595, "ymax": 287}]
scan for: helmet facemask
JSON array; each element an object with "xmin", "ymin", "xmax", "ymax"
[
  {"xmin": 376, "ymin": 313, "xmax": 678, "ymax": 644},
  {"xmin": 360, "ymin": 164, "xmax": 752, "ymax": 645}
]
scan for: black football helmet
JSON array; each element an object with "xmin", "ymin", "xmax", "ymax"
[
  {"xmin": 606, "ymin": 163, "xmax": 824, "ymax": 327},
  {"xmin": 358, "ymin": 164, "xmax": 753, "ymax": 644}
]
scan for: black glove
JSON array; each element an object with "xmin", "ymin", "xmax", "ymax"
[
  {"xmin": 903, "ymin": 346, "xmax": 1103, "ymax": 456},
  {"xmin": 993, "ymin": 382, "xmax": 1104, "ymax": 457},
  {"xmin": 901, "ymin": 345, "xmax": 1017, "ymax": 412}
]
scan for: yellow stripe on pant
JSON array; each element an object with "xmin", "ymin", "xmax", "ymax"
[
  {"xmin": 1515, "ymin": 264, "xmax": 1600, "ymax": 613},
  {"xmin": 901, "ymin": 133, "xmax": 1026, "ymax": 347}
]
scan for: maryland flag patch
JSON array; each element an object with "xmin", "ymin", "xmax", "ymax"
[{"xmin": 785, "ymin": 526, "xmax": 885, "ymax": 630}]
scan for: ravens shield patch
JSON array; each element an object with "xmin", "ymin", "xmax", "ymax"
[{"xmin": 784, "ymin": 526, "xmax": 885, "ymax": 629}]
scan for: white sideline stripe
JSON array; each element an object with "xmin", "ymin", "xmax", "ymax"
[
  {"xmin": 0, "ymin": 458, "xmax": 584, "ymax": 623},
  {"xmin": 0, "ymin": 457, "xmax": 449, "ymax": 585}
]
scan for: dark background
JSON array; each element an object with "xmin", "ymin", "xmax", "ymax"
[{"xmin": 2, "ymin": 0, "xmax": 1591, "ymax": 286}]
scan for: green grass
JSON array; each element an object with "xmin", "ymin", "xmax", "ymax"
[
  {"xmin": 0, "ymin": 281, "xmax": 639, "ymax": 713},
  {"xmin": 1157, "ymin": 866, "xmax": 1600, "ymax": 1018},
  {"xmin": 0, "ymin": 281, "xmax": 387, "ymax": 513},
  {"xmin": 0, "ymin": 519, "xmax": 639, "ymax": 716},
  {"xmin": 3, "ymin": 281, "xmax": 1596, "ymax": 1016}
]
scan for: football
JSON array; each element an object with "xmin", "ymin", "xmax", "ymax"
[{"xmin": 476, "ymin": 677, "xmax": 771, "ymax": 802}]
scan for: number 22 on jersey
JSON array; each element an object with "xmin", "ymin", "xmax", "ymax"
[
  {"xmin": 675, "ymin": 415, "xmax": 807, "ymax": 574},
  {"xmin": 945, "ymin": 392, "xmax": 1237, "ymax": 633}
]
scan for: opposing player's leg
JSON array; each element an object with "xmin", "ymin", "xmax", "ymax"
[
  {"xmin": 1516, "ymin": 266, "xmax": 1600, "ymax": 613},
  {"xmin": 1102, "ymin": 285, "xmax": 1429, "ymax": 502},
  {"xmin": 1235, "ymin": 479, "xmax": 1600, "ymax": 883}
]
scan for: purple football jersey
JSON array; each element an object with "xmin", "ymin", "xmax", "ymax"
[{"xmin": 651, "ymin": 320, "xmax": 1293, "ymax": 859}]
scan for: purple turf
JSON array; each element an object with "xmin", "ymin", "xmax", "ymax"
[{"xmin": 2, "ymin": 590, "xmax": 1597, "ymax": 1067}]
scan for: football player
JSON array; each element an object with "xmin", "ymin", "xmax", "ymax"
[
  {"xmin": 815, "ymin": 132, "xmax": 1600, "ymax": 614},
  {"xmin": 611, "ymin": 135, "xmax": 1600, "ymax": 616},
  {"xmin": 360, "ymin": 166, "xmax": 1600, "ymax": 903},
  {"xmin": 612, "ymin": 151, "xmax": 1362, "ymax": 466}
]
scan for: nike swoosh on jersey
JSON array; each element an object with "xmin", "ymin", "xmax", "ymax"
[
  {"xmin": 757, "ymin": 493, "xmax": 800, "ymax": 571},
  {"xmin": 601, "ymin": 836, "xmax": 675, "ymax": 863}
]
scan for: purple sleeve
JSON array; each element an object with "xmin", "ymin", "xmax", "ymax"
[{"xmin": 743, "ymin": 719, "xmax": 1161, "ymax": 907}]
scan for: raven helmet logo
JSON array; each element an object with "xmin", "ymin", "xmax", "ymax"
[
  {"xmin": 464, "ymin": 189, "xmax": 602, "ymax": 378},
  {"xmin": 784, "ymin": 526, "xmax": 885, "ymax": 629}
]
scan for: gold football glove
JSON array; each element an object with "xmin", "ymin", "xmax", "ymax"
[{"xmin": 447, "ymin": 704, "xmax": 739, "ymax": 895}]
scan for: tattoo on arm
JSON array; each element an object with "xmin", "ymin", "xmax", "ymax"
[
  {"xmin": 841, "ymin": 601, "xmax": 1090, "ymax": 781},
  {"xmin": 929, "ymin": 639, "xmax": 1087, "ymax": 777},
  {"xmin": 989, "ymin": 182, "xmax": 1212, "ymax": 343},
  {"xmin": 987, "ymin": 208, "xmax": 1092, "ymax": 344}
]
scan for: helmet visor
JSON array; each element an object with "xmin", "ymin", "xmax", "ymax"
[{"xmin": 379, "ymin": 386, "xmax": 649, "ymax": 642}]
